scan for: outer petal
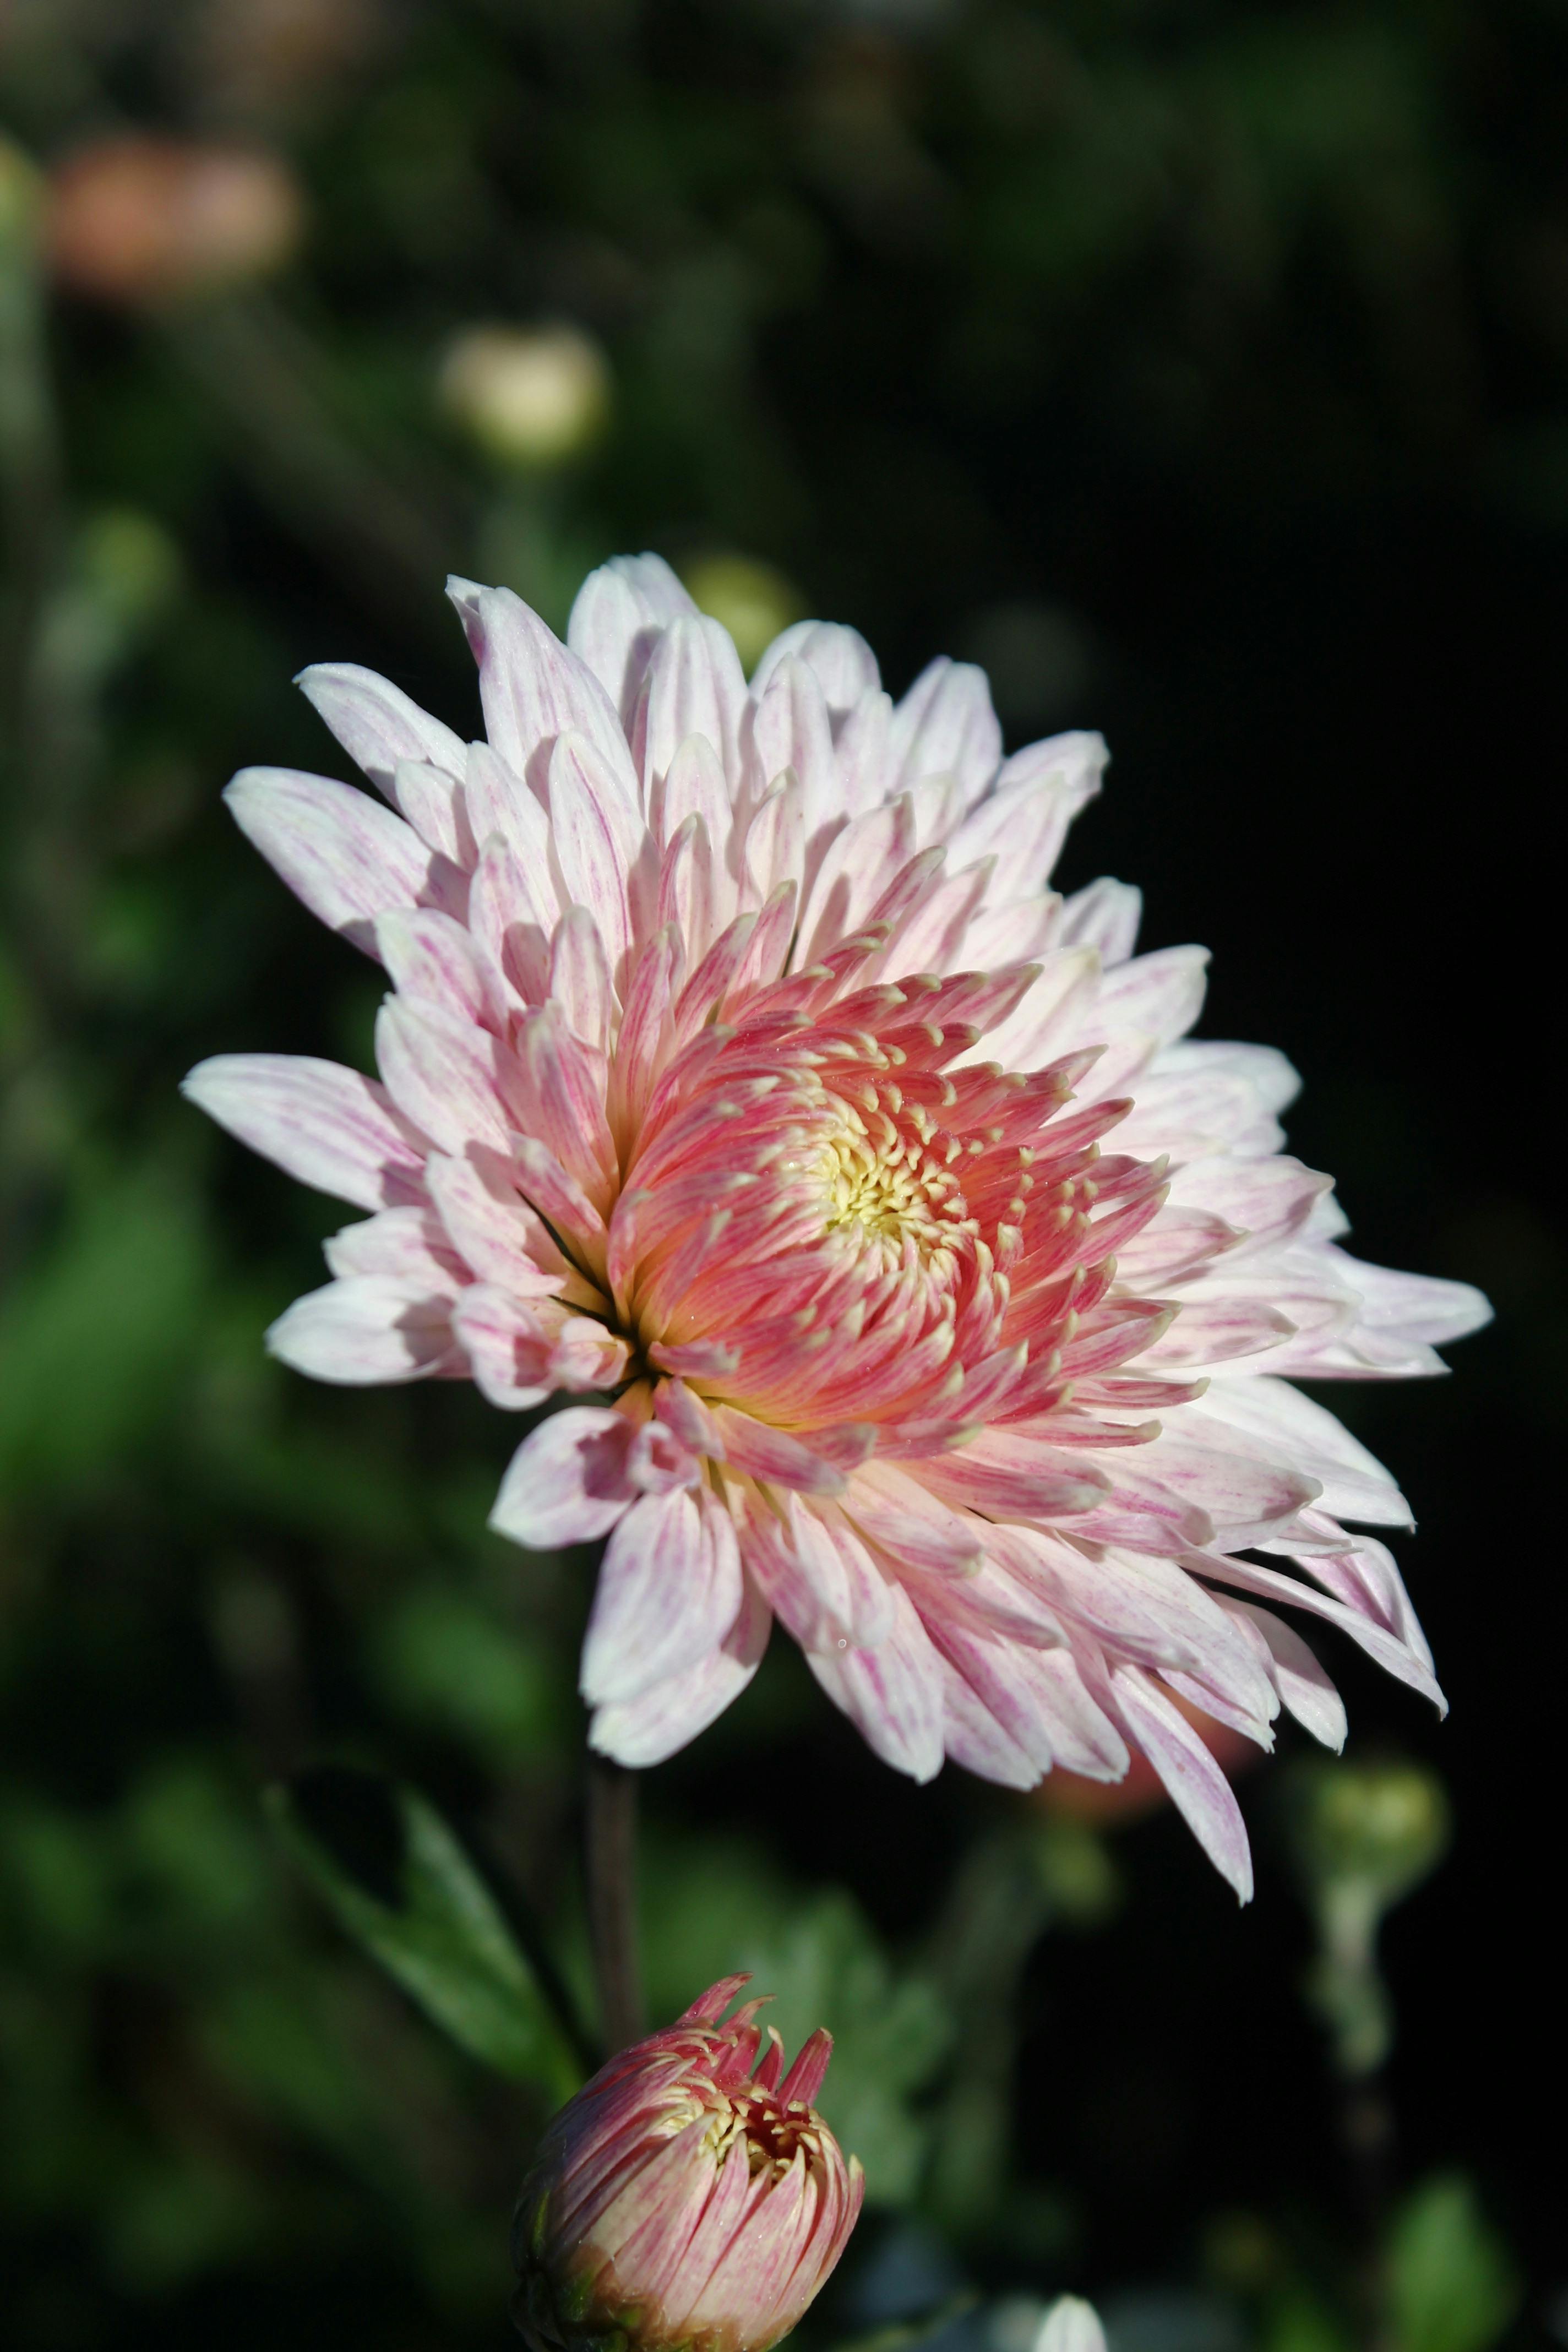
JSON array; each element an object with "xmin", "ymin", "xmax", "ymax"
[
  {"xmin": 1111, "ymin": 1665, "xmax": 1255, "ymax": 1902},
  {"xmin": 225, "ymin": 766, "xmax": 453, "ymax": 952},
  {"xmin": 805, "ymin": 1578, "xmax": 945, "ymax": 1781},
  {"xmin": 567, "ymin": 552, "xmax": 697, "ymax": 723},
  {"xmin": 491, "ymin": 1406, "xmax": 639, "ymax": 1548},
  {"xmin": 581, "ymin": 1487, "xmax": 745, "ymax": 1707},
  {"xmin": 182, "ymin": 1053, "xmax": 426, "ymax": 1208},
  {"xmin": 295, "ymin": 661, "xmax": 466, "ymax": 797},
  {"xmin": 266, "ymin": 1276, "xmax": 459, "ymax": 1384}
]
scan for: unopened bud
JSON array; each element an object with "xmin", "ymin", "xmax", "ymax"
[
  {"xmin": 1286, "ymin": 1757, "xmax": 1449, "ymax": 1910},
  {"xmin": 512, "ymin": 1974, "xmax": 864, "ymax": 2352},
  {"xmin": 439, "ymin": 324, "xmax": 611, "ymax": 469}
]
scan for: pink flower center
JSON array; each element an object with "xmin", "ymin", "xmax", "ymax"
[{"xmin": 601, "ymin": 959, "xmax": 1166, "ymax": 1434}]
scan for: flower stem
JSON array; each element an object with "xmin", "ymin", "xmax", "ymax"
[{"xmin": 585, "ymin": 1749, "xmax": 644, "ymax": 2056}]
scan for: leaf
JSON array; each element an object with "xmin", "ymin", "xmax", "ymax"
[
  {"xmin": 1386, "ymin": 2175, "xmax": 1520, "ymax": 2352},
  {"xmin": 270, "ymin": 1768, "xmax": 581, "ymax": 2102}
]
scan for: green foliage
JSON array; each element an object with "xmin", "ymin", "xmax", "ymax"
[
  {"xmin": 270, "ymin": 1773, "xmax": 582, "ymax": 2104},
  {"xmin": 1387, "ymin": 2176, "xmax": 1520, "ymax": 2352}
]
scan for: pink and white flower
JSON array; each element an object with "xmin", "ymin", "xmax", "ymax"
[
  {"xmin": 184, "ymin": 557, "xmax": 1490, "ymax": 1898},
  {"xmin": 511, "ymin": 1973, "xmax": 862, "ymax": 2352}
]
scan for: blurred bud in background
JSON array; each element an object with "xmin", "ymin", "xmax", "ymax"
[
  {"xmin": 512, "ymin": 1973, "xmax": 863, "ymax": 2352},
  {"xmin": 439, "ymin": 323, "xmax": 611, "ymax": 471},
  {"xmin": 681, "ymin": 553, "xmax": 805, "ymax": 674},
  {"xmin": 46, "ymin": 136, "xmax": 304, "ymax": 306},
  {"xmin": 1282, "ymin": 1756, "xmax": 1450, "ymax": 2077}
]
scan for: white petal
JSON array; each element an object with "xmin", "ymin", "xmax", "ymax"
[
  {"xmin": 886, "ymin": 655, "xmax": 1003, "ymax": 807},
  {"xmin": 267, "ymin": 1276, "xmax": 458, "ymax": 1384},
  {"xmin": 750, "ymin": 618, "xmax": 880, "ymax": 715},
  {"xmin": 950, "ymin": 729, "xmax": 1106, "ymax": 885},
  {"xmin": 548, "ymin": 729, "xmax": 638, "ymax": 971},
  {"xmin": 451, "ymin": 1283, "xmax": 556, "ymax": 1409},
  {"xmin": 636, "ymin": 613, "xmax": 748, "ymax": 801},
  {"xmin": 424, "ymin": 1148, "xmax": 568, "ymax": 1291},
  {"xmin": 1186, "ymin": 1379, "xmax": 1411, "ymax": 1529},
  {"xmin": 567, "ymin": 552, "xmax": 696, "ymax": 723},
  {"xmin": 748, "ymin": 652, "xmax": 838, "ymax": 841},
  {"xmin": 1059, "ymin": 876, "xmax": 1142, "ymax": 965},
  {"xmin": 324, "ymin": 1205, "xmax": 461, "ymax": 1285},
  {"xmin": 489, "ymin": 1405, "xmax": 637, "ymax": 1548},
  {"xmin": 448, "ymin": 577, "xmax": 639, "ymax": 809},
  {"xmin": 225, "ymin": 766, "xmax": 448, "ymax": 952},
  {"xmin": 375, "ymin": 998, "xmax": 511, "ymax": 1157},
  {"xmin": 296, "ymin": 661, "xmax": 466, "ymax": 796},
  {"xmin": 182, "ymin": 1053, "xmax": 425, "ymax": 1208},
  {"xmin": 581, "ymin": 1486, "xmax": 744, "ymax": 1706},
  {"xmin": 1112, "ymin": 1665, "xmax": 1254, "ymax": 1901},
  {"xmin": 590, "ymin": 1574, "xmax": 771, "ymax": 1766},
  {"xmin": 1223, "ymin": 1599, "xmax": 1347, "ymax": 1750},
  {"xmin": 805, "ymin": 1578, "xmax": 945, "ymax": 1781}
]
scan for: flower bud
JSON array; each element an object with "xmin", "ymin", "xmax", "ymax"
[
  {"xmin": 512, "ymin": 1974, "xmax": 864, "ymax": 2352},
  {"xmin": 439, "ymin": 324, "xmax": 611, "ymax": 469}
]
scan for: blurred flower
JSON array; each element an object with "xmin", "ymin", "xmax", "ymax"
[
  {"xmin": 1033, "ymin": 2299, "xmax": 1108, "ymax": 2352},
  {"xmin": 184, "ymin": 554, "xmax": 1489, "ymax": 1898},
  {"xmin": 46, "ymin": 136, "xmax": 304, "ymax": 306},
  {"xmin": 438, "ymin": 324, "xmax": 611, "ymax": 470},
  {"xmin": 682, "ymin": 555, "xmax": 806, "ymax": 677},
  {"xmin": 511, "ymin": 1973, "xmax": 863, "ymax": 2352}
]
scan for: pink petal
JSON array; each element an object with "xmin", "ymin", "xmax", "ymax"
[{"xmin": 182, "ymin": 1053, "xmax": 426, "ymax": 1208}]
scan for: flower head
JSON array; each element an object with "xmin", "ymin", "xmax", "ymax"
[
  {"xmin": 184, "ymin": 554, "xmax": 1490, "ymax": 1897},
  {"xmin": 511, "ymin": 1975, "xmax": 863, "ymax": 2352}
]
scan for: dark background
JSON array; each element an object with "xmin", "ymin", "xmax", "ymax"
[{"xmin": 1, "ymin": 4, "xmax": 1562, "ymax": 2349}]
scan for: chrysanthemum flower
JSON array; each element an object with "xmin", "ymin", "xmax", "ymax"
[
  {"xmin": 184, "ymin": 556, "xmax": 1489, "ymax": 1897},
  {"xmin": 511, "ymin": 1974, "xmax": 862, "ymax": 2352}
]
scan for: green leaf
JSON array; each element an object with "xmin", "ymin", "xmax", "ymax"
[
  {"xmin": 1387, "ymin": 2175, "xmax": 1520, "ymax": 2352},
  {"xmin": 270, "ymin": 1770, "xmax": 581, "ymax": 2102}
]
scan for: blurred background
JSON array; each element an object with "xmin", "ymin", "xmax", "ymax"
[{"xmin": 1, "ymin": 3, "xmax": 1563, "ymax": 2349}]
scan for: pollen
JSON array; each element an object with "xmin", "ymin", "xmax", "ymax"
[{"xmin": 820, "ymin": 1119, "xmax": 974, "ymax": 1260}]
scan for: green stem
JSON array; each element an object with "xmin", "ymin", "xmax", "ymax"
[{"xmin": 585, "ymin": 1747, "xmax": 644, "ymax": 2058}]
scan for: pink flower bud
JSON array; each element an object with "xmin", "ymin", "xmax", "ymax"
[{"xmin": 513, "ymin": 1975, "xmax": 865, "ymax": 2352}]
